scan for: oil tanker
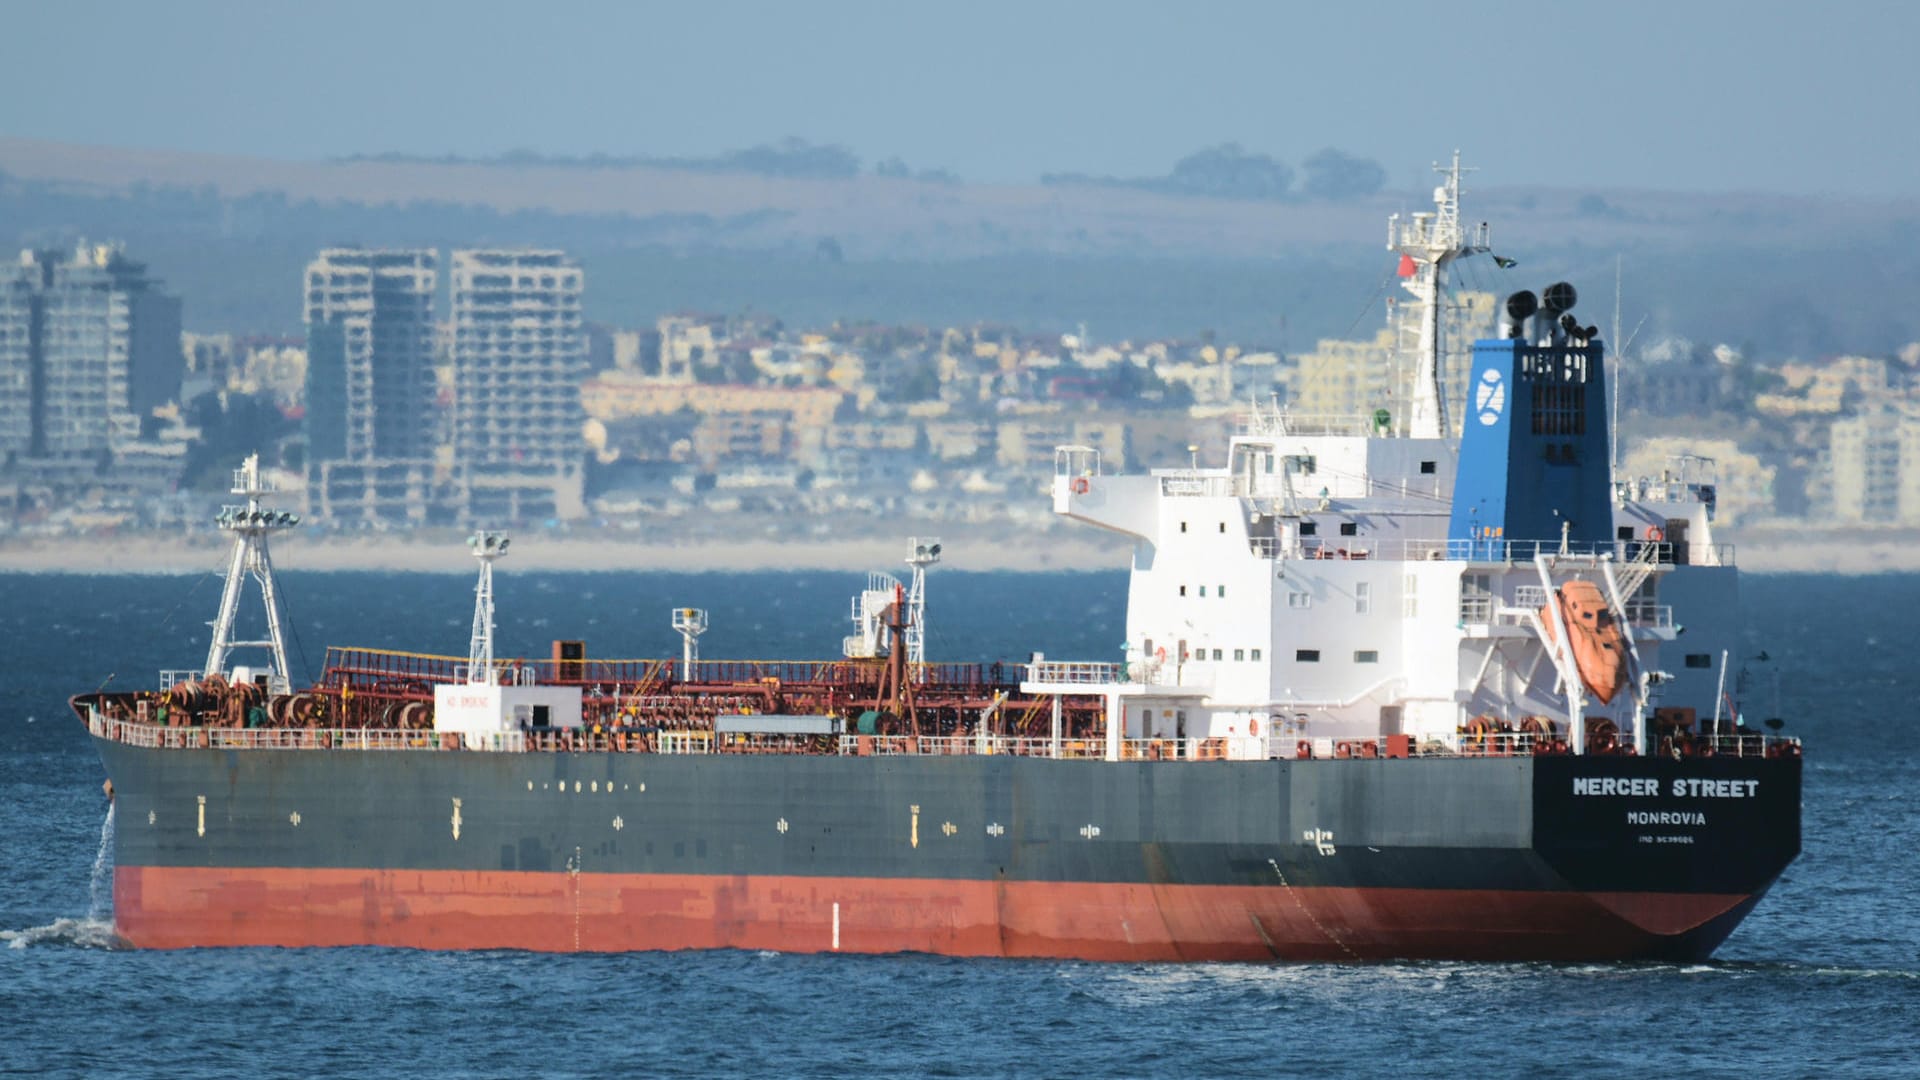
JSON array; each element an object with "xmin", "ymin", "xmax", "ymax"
[{"xmin": 72, "ymin": 157, "xmax": 1800, "ymax": 960}]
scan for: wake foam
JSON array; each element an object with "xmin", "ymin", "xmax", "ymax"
[
  {"xmin": 1, "ymin": 916, "xmax": 122, "ymax": 950},
  {"xmin": 3, "ymin": 803, "xmax": 125, "ymax": 949}
]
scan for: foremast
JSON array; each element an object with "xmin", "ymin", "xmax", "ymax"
[
  {"xmin": 466, "ymin": 531, "xmax": 509, "ymax": 685},
  {"xmin": 204, "ymin": 454, "xmax": 298, "ymax": 694},
  {"xmin": 1389, "ymin": 151, "xmax": 1491, "ymax": 439}
]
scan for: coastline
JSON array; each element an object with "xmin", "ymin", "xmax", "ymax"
[
  {"xmin": 0, "ymin": 524, "xmax": 1910, "ymax": 575},
  {"xmin": 0, "ymin": 526, "xmax": 1137, "ymax": 575}
]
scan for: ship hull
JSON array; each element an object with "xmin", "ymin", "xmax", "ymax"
[{"xmin": 93, "ymin": 737, "xmax": 1799, "ymax": 961}]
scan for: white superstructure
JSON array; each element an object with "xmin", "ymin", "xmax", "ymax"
[{"xmin": 1026, "ymin": 162, "xmax": 1740, "ymax": 764}]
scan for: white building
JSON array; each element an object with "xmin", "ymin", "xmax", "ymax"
[{"xmin": 450, "ymin": 250, "xmax": 588, "ymax": 521}]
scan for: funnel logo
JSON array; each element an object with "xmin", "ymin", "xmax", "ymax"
[{"xmin": 1475, "ymin": 369, "xmax": 1506, "ymax": 426}]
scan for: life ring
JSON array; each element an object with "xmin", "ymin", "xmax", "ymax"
[
  {"xmin": 1072, "ymin": 477, "xmax": 1090, "ymax": 495},
  {"xmin": 1646, "ymin": 526, "xmax": 1665, "ymax": 542},
  {"xmin": 1249, "ymin": 718, "xmax": 1260, "ymax": 737},
  {"xmin": 1154, "ymin": 646, "xmax": 1167, "ymax": 663},
  {"xmin": 1296, "ymin": 739, "xmax": 1312, "ymax": 759}
]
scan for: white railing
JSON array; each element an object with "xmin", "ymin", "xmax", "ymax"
[
  {"xmin": 85, "ymin": 713, "xmax": 1799, "ymax": 761},
  {"xmin": 158, "ymin": 669, "xmax": 204, "ymax": 690},
  {"xmin": 1248, "ymin": 536, "xmax": 1735, "ymax": 568},
  {"xmin": 1023, "ymin": 661, "xmax": 1125, "ymax": 685},
  {"xmin": 1251, "ymin": 534, "xmax": 1735, "ymax": 568},
  {"xmin": 838, "ymin": 735, "xmax": 1251, "ymax": 761},
  {"xmin": 90, "ymin": 715, "xmax": 455, "ymax": 751},
  {"xmin": 1158, "ymin": 473, "xmax": 1235, "ymax": 497},
  {"xmin": 658, "ymin": 731, "xmax": 715, "ymax": 755},
  {"xmin": 1237, "ymin": 411, "xmax": 1380, "ymax": 438}
]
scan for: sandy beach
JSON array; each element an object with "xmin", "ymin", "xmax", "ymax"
[
  {"xmin": 0, "ymin": 525, "xmax": 1137, "ymax": 575},
  {"xmin": 0, "ymin": 523, "xmax": 1910, "ymax": 576}
]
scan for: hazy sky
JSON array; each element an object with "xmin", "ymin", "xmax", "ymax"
[{"xmin": 4, "ymin": 0, "xmax": 1917, "ymax": 197}]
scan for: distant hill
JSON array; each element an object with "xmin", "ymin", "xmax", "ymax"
[{"xmin": 2, "ymin": 137, "xmax": 1916, "ymax": 358}]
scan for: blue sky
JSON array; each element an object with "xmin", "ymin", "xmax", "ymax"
[{"xmin": 4, "ymin": 0, "xmax": 1916, "ymax": 196}]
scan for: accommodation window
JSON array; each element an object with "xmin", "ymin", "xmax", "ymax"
[
  {"xmin": 1234, "ymin": 648, "xmax": 1245, "ymax": 661},
  {"xmin": 1250, "ymin": 649, "xmax": 1262, "ymax": 661},
  {"xmin": 1354, "ymin": 650, "xmax": 1379, "ymax": 664},
  {"xmin": 1355, "ymin": 582, "xmax": 1371, "ymax": 614},
  {"xmin": 1296, "ymin": 649, "xmax": 1321, "ymax": 662},
  {"xmin": 1180, "ymin": 521, "xmax": 1188, "ymax": 533},
  {"xmin": 1179, "ymin": 585, "xmax": 1188, "ymax": 597},
  {"xmin": 1340, "ymin": 522, "xmax": 1358, "ymax": 537},
  {"xmin": 1300, "ymin": 522, "xmax": 1318, "ymax": 537},
  {"xmin": 1404, "ymin": 573, "xmax": 1419, "ymax": 618},
  {"xmin": 1459, "ymin": 572, "xmax": 1493, "ymax": 624},
  {"xmin": 1219, "ymin": 522, "xmax": 1227, "ymax": 533},
  {"xmin": 1685, "ymin": 654, "xmax": 1713, "ymax": 669},
  {"xmin": 1617, "ymin": 525, "xmax": 1635, "ymax": 541},
  {"xmin": 1199, "ymin": 585, "xmax": 1207, "ymax": 597},
  {"xmin": 1217, "ymin": 585, "xmax": 1226, "ymax": 598},
  {"xmin": 1212, "ymin": 648, "xmax": 1224, "ymax": 661},
  {"xmin": 1287, "ymin": 592, "xmax": 1311, "ymax": 609},
  {"xmin": 1420, "ymin": 460, "xmax": 1436, "ymax": 474}
]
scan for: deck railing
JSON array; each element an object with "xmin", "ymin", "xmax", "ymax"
[
  {"xmin": 1246, "ymin": 536, "xmax": 1734, "ymax": 568},
  {"xmin": 84, "ymin": 711, "xmax": 1800, "ymax": 761}
]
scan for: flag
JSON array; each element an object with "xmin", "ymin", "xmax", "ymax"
[
  {"xmin": 1396, "ymin": 254, "xmax": 1417, "ymax": 277},
  {"xmin": 1492, "ymin": 255, "xmax": 1518, "ymax": 269}
]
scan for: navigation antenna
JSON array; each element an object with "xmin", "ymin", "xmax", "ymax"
[
  {"xmin": 1388, "ymin": 151, "xmax": 1491, "ymax": 440},
  {"xmin": 204, "ymin": 453, "xmax": 298, "ymax": 694},
  {"xmin": 1607, "ymin": 255, "xmax": 1648, "ymax": 478},
  {"xmin": 672, "ymin": 607, "xmax": 709, "ymax": 670},
  {"xmin": 904, "ymin": 537, "xmax": 942, "ymax": 672},
  {"xmin": 466, "ymin": 530, "xmax": 509, "ymax": 685}
]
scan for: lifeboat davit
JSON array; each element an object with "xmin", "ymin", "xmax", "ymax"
[{"xmin": 1540, "ymin": 581, "xmax": 1626, "ymax": 704}]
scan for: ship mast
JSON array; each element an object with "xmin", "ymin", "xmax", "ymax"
[
  {"xmin": 467, "ymin": 531, "xmax": 509, "ymax": 685},
  {"xmin": 204, "ymin": 454, "xmax": 298, "ymax": 693},
  {"xmin": 1388, "ymin": 151, "xmax": 1491, "ymax": 439},
  {"xmin": 903, "ymin": 536, "xmax": 941, "ymax": 671}
]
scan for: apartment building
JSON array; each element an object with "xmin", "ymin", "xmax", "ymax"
[
  {"xmin": 302, "ymin": 248, "xmax": 437, "ymax": 464},
  {"xmin": 0, "ymin": 243, "xmax": 181, "ymax": 463},
  {"xmin": 450, "ymin": 249, "xmax": 587, "ymax": 521}
]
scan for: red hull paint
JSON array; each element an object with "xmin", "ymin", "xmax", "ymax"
[{"xmin": 115, "ymin": 866, "xmax": 1753, "ymax": 961}]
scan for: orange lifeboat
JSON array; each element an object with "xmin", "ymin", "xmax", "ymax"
[{"xmin": 1540, "ymin": 581, "xmax": 1626, "ymax": 705}]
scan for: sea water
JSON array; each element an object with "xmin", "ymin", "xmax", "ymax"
[{"xmin": 0, "ymin": 570, "xmax": 1914, "ymax": 1078}]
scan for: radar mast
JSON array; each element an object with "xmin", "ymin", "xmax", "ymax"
[{"xmin": 1388, "ymin": 151, "xmax": 1491, "ymax": 439}]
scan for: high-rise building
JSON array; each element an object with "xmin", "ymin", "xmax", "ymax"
[
  {"xmin": 450, "ymin": 249, "xmax": 587, "ymax": 520},
  {"xmin": 0, "ymin": 243, "xmax": 182, "ymax": 464},
  {"xmin": 1828, "ymin": 402, "xmax": 1920, "ymax": 524},
  {"xmin": 302, "ymin": 249, "xmax": 437, "ymax": 463}
]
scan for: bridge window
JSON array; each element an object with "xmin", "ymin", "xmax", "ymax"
[{"xmin": 1354, "ymin": 650, "xmax": 1379, "ymax": 664}]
